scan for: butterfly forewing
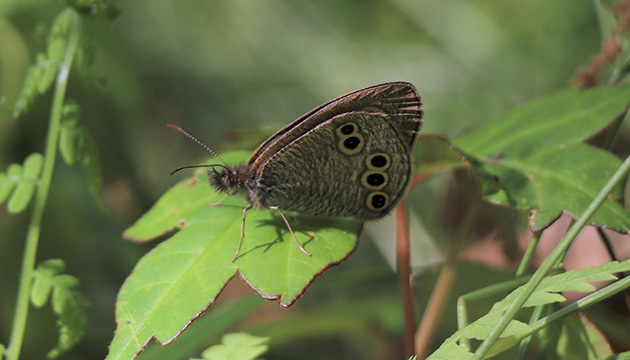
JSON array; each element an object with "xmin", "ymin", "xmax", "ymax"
[{"xmin": 249, "ymin": 82, "xmax": 422, "ymax": 173}]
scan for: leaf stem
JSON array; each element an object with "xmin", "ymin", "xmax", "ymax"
[
  {"xmin": 395, "ymin": 200, "xmax": 415, "ymax": 358},
  {"xmin": 472, "ymin": 153, "xmax": 630, "ymax": 359},
  {"xmin": 525, "ymin": 275, "xmax": 630, "ymax": 337},
  {"xmin": 6, "ymin": 10, "xmax": 80, "ymax": 360},
  {"xmin": 515, "ymin": 232, "xmax": 541, "ymax": 277}
]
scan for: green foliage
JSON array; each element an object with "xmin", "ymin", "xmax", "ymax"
[
  {"xmin": 135, "ymin": 296, "xmax": 264, "ymax": 360},
  {"xmin": 59, "ymin": 99, "xmax": 103, "ymax": 205},
  {"xmin": 192, "ymin": 333, "xmax": 269, "ymax": 360},
  {"xmin": 110, "ymin": 64, "xmax": 630, "ymax": 360},
  {"xmin": 108, "ymin": 152, "xmax": 361, "ymax": 360},
  {"xmin": 0, "ymin": 153, "xmax": 44, "ymax": 213},
  {"xmin": 4, "ymin": 1, "xmax": 630, "ymax": 359},
  {"xmin": 452, "ymin": 86, "xmax": 630, "ymax": 231},
  {"xmin": 414, "ymin": 135, "xmax": 467, "ymax": 175},
  {"xmin": 64, "ymin": 0, "xmax": 121, "ymax": 18},
  {"xmin": 553, "ymin": 316, "xmax": 613, "ymax": 360},
  {"xmin": 2, "ymin": 5, "xmax": 110, "ymax": 360},
  {"xmin": 11, "ymin": 9, "xmax": 73, "ymax": 119},
  {"xmin": 31, "ymin": 259, "xmax": 90, "ymax": 359},
  {"xmin": 427, "ymin": 260, "xmax": 630, "ymax": 358}
]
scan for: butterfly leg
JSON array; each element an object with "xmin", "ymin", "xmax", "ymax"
[
  {"xmin": 269, "ymin": 206, "xmax": 312, "ymax": 257},
  {"xmin": 232, "ymin": 203, "xmax": 253, "ymax": 262},
  {"xmin": 210, "ymin": 193, "xmax": 230, "ymax": 207}
]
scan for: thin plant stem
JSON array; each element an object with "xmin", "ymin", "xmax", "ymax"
[
  {"xmin": 415, "ymin": 261, "xmax": 456, "ymax": 358},
  {"xmin": 415, "ymin": 200, "xmax": 476, "ymax": 357},
  {"xmin": 396, "ymin": 200, "xmax": 415, "ymax": 358},
  {"xmin": 472, "ymin": 153, "xmax": 630, "ymax": 359},
  {"xmin": 515, "ymin": 232, "xmax": 541, "ymax": 277},
  {"xmin": 514, "ymin": 304, "xmax": 546, "ymax": 359},
  {"xmin": 512, "ymin": 231, "xmax": 544, "ymax": 358},
  {"xmin": 5, "ymin": 10, "xmax": 80, "ymax": 360}
]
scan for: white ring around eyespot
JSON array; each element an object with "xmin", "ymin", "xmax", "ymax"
[
  {"xmin": 335, "ymin": 121, "xmax": 359, "ymax": 137},
  {"xmin": 361, "ymin": 171, "xmax": 388, "ymax": 190},
  {"xmin": 366, "ymin": 191, "xmax": 389, "ymax": 211},
  {"xmin": 338, "ymin": 133, "xmax": 365, "ymax": 155},
  {"xmin": 365, "ymin": 153, "xmax": 391, "ymax": 171}
]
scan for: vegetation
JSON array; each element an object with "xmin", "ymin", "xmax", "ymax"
[{"xmin": 1, "ymin": 1, "xmax": 629, "ymax": 359}]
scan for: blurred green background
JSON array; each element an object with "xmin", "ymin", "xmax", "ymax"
[{"xmin": 0, "ymin": 1, "xmax": 612, "ymax": 359}]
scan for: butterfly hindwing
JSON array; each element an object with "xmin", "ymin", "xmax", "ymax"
[{"xmin": 256, "ymin": 109, "xmax": 416, "ymax": 219}]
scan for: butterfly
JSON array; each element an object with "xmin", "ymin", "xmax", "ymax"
[{"xmin": 170, "ymin": 82, "xmax": 422, "ymax": 261}]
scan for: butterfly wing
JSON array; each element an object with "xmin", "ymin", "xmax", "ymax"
[
  {"xmin": 250, "ymin": 82, "xmax": 422, "ymax": 220},
  {"xmin": 249, "ymin": 82, "xmax": 421, "ymax": 171}
]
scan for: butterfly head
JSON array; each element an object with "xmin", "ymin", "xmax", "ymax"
[
  {"xmin": 208, "ymin": 166, "xmax": 237, "ymax": 194},
  {"xmin": 208, "ymin": 163, "xmax": 250, "ymax": 196}
]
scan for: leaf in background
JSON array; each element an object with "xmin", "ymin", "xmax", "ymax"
[
  {"xmin": 0, "ymin": 153, "xmax": 44, "ymax": 214},
  {"xmin": 452, "ymin": 86, "xmax": 630, "ymax": 232},
  {"xmin": 0, "ymin": 164, "xmax": 21, "ymax": 204},
  {"xmin": 48, "ymin": 274, "xmax": 90, "ymax": 359},
  {"xmin": 59, "ymin": 101, "xmax": 81, "ymax": 165},
  {"xmin": 30, "ymin": 259, "xmax": 90, "ymax": 359},
  {"xmin": 35, "ymin": 52, "xmax": 59, "ymax": 94},
  {"xmin": 196, "ymin": 333, "xmax": 269, "ymax": 360},
  {"xmin": 108, "ymin": 151, "xmax": 361, "ymax": 360},
  {"xmin": 11, "ymin": 9, "xmax": 75, "ymax": 119},
  {"xmin": 136, "ymin": 296, "xmax": 263, "ymax": 360},
  {"xmin": 31, "ymin": 259, "xmax": 66, "ymax": 308},
  {"xmin": 413, "ymin": 135, "xmax": 467, "ymax": 181},
  {"xmin": 59, "ymin": 99, "xmax": 104, "ymax": 205},
  {"xmin": 427, "ymin": 260, "xmax": 630, "ymax": 359},
  {"xmin": 554, "ymin": 316, "xmax": 613, "ymax": 360},
  {"xmin": 454, "ymin": 86, "xmax": 630, "ymax": 158},
  {"xmin": 593, "ymin": 0, "xmax": 618, "ymax": 39}
]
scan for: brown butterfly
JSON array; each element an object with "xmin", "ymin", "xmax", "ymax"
[{"xmin": 170, "ymin": 82, "xmax": 422, "ymax": 261}]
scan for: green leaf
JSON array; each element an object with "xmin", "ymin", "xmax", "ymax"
[
  {"xmin": 12, "ymin": 59, "xmax": 44, "ymax": 118},
  {"xmin": 31, "ymin": 259, "xmax": 66, "ymax": 308},
  {"xmin": 58, "ymin": 99, "xmax": 104, "ymax": 205},
  {"xmin": 0, "ymin": 153, "xmax": 44, "ymax": 214},
  {"xmin": 427, "ymin": 340, "xmax": 475, "ymax": 360},
  {"xmin": 59, "ymin": 101, "xmax": 81, "ymax": 165},
  {"xmin": 480, "ymin": 143, "xmax": 628, "ymax": 231},
  {"xmin": 47, "ymin": 37, "xmax": 67, "ymax": 63},
  {"xmin": 413, "ymin": 135, "xmax": 467, "ymax": 178},
  {"xmin": 36, "ymin": 53, "xmax": 59, "ymax": 94},
  {"xmin": 108, "ymin": 152, "xmax": 361, "ymax": 360},
  {"xmin": 50, "ymin": 8, "xmax": 74, "ymax": 38},
  {"xmin": 197, "ymin": 333, "xmax": 269, "ymax": 360},
  {"xmin": 0, "ymin": 343, "xmax": 5, "ymax": 358},
  {"xmin": 452, "ymin": 86, "xmax": 630, "ymax": 232},
  {"xmin": 136, "ymin": 296, "xmax": 263, "ymax": 360},
  {"xmin": 555, "ymin": 316, "xmax": 613, "ymax": 360},
  {"xmin": 30, "ymin": 259, "xmax": 90, "ymax": 359},
  {"xmin": 48, "ymin": 274, "xmax": 89, "ymax": 359},
  {"xmin": 454, "ymin": 86, "xmax": 630, "ymax": 158},
  {"xmin": 11, "ymin": 9, "xmax": 78, "ymax": 119},
  {"xmin": 0, "ymin": 164, "xmax": 21, "ymax": 203},
  {"xmin": 428, "ymin": 260, "xmax": 630, "ymax": 358}
]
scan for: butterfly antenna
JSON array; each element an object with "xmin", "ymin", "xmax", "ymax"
[
  {"xmin": 167, "ymin": 123, "xmax": 229, "ymax": 166},
  {"xmin": 169, "ymin": 163, "xmax": 227, "ymax": 176}
]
